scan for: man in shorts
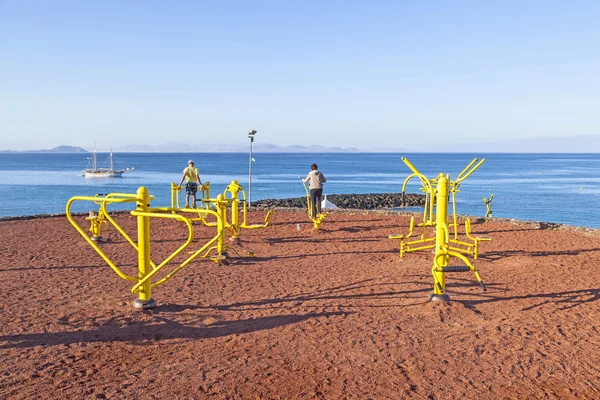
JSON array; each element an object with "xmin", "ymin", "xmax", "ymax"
[
  {"xmin": 178, "ymin": 160, "xmax": 203, "ymax": 208},
  {"xmin": 302, "ymin": 163, "xmax": 326, "ymax": 219}
]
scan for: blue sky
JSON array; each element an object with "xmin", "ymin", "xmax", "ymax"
[{"xmin": 1, "ymin": 0, "xmax": 599, "ymax": 151}]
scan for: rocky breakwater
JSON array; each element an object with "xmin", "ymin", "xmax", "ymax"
[{"xmin": 252, "ymin": 192, "xmax": 425, "ymax": 210}]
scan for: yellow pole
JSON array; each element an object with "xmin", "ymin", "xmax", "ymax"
[
  {"xmin": 203, "ymin": 182, "xmax": 211, "ymax": 209},
  {"xmin": 229, "ymin": 180, "xmax": 240, "ymax": 237},
  {"xmin": 171, "ymin": 182, "xmax": 179, "ymax": 209},
  {"xmin": 133, "ymin": 186, "xmax": 157, "ymax": 309},
  {"xmin": 89, "ymin": 214, "xmax": 103, "ymax": 241},
  {"xmin": 451, "ymin": 190, "xmax": 458, "ymax": 239},
  {"xmin": 216, "ymin": 194, "xmax": 226, "ymax": 256},
  {"xmin": 431, "ymin": 174, "xmax": 451, "ymax": 301},
  {"xmin": 427, "ymin": 187, "xmax": 436, "ymax": 225}
]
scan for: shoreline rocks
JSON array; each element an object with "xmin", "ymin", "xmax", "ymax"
[{"xmin": 251, "ymin": 192, "xmax": 425, "ymax": 210}]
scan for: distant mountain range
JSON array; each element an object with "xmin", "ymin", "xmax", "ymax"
[
  {"xmin": 2, "ymin": 135, "xmax": 599, "ymax": 153},
  {"xmin": 0, "ymin": 145, "xmax": 89, "ymax": 153},
  {"xmin": 0, "ymin": 143, "xmax": 370, "ymax": 153},
  {"xmin": 115, "ymin": 142, "xmax": 365, "ymax": 153}
]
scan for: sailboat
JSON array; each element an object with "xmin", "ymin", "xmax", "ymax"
[{"xmin": 83, "ymin": 146, "xmax": 134, "ymax": 178}]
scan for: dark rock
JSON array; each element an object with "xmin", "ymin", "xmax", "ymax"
[{"xmin": 251, "ymin": 193, "xmax": 425, "ymax": 210}]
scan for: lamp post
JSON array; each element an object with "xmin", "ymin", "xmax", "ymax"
[{"xmin": 248, "ymin": 130, "xmax": 257, "ymax": 207}]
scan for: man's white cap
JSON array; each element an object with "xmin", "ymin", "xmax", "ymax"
[{"xmin": 188, "ymin": 160, "xmax": 194, "ymax": 164}]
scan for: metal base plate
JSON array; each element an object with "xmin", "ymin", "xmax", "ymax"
[
  {"xmin": 90, "ymin": 236, "xmax": 103, "ymax": 242},
  {"xmin": 133, "ymin": 298, "xmax": 157, "ymax": 309},
  {"xmin": 429, "ymin": 293, "xmax": 451, "ymax": 302}
]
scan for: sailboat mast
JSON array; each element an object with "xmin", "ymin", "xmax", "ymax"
[{"xmin": 93, "ymin": 143, "xmax": 97, "ymax": 170}]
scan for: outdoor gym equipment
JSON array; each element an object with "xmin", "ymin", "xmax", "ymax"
[
  {"xmin": 388, "ymin": 158, "xmax": 491, "ymax": 301},
  {"xmin": 303, "ymin": 181, "xmax": 326, "ymax": 229},
  {"xmin": 171, "ymin": 180, "xmax": 273, "ymax": 238},
  {"xmin": 171, "ymin": 179, "xmax": 273, "ymax": 259},
  {"xmin": 67, "ymin": 187, "xmax": 227, "ymax": 309},
  {"xmin": 86, "ymin": 209, "xmax": 107, "ymax": 241},
  {"xmin": 222, "ymin": 180, "xmax": 274, "ymax": 237},
  {"xmin": 391, "ymin": 157, "xmax": 491, "ymax": 260}
]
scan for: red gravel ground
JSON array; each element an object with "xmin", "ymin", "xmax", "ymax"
[{"xmin": 1, "ymin": 210, "xmax": 600, "ymax": 399}]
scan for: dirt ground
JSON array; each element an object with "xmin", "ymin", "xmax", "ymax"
[{"xmin": 1, "ymin": 210, "xmax": 599, "ymax": 399}]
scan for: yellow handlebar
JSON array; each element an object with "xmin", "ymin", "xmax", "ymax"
[
  {"xmin": 302, "ymin": 180, "xmax": 309, "ymax": 196},
  {"xmin": 456, "ymin": 158, "xmax": 478, "ymax": 180},
  {"xmin": 401, "ymin": 172, "xmax": 433, "ymax": 195},
  {"xmin": 401, "ymin": 157, "xmax": 422, "ymax": 176},
  {"xmin": 456, "ymin": 158, "xmax": 486, "ymax": 184},
  {"xmin": 129, "ymin": 210, "xmax": 195, "ymax": 293},
  {"xmin": 66, "ymin": 195, "xmax": 140, "ymax": 282}
]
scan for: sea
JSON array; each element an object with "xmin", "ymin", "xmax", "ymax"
[{"xmin": 1, "ymin": 152, "xmax": 599, "ymax": 228}]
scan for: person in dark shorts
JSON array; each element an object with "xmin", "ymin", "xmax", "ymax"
[
  {"xmin": 302, "ymin": 163, "xmax": 327, "ymax": 219},
  {"xmin": 178, "ymin": 160, "xmax": 203, "ymax": 208}
]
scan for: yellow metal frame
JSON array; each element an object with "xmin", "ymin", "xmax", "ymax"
[
  {"xmin": 429, "ymin": 175, "xmax": 487, "ymax": 300},
  {"xmin": 66, "ymin": 187, "xmax": 226, "ymax": 308},
  {"xmin": 401, "ymin": 161, "xmax": 436, "ymax": 227},
  {"xmin": 303, "ymin": 181, "xmax": 326, "ymax": 229},
  {"xmin": 86, "ymin": 206, "xmax": 108, "ymax": 241},
  {"xmin": 390, "ymin": 158, "xmax": 490, "ymax": 300},
  {"xmin": 171, "ymin": 180, "xmax": 273, "ymax": 259},
  {"xmin": 392, "ymin": 158, "xmax": 490, "ymax": 260},
  {"xmin": 168, "ymin": 188, "xmax": 228, "ymax": 261},
  {"xmin": 171, "ymin": 180, "xmax": 273, "ymax": 236},
  {"xmin": 388, "ymin": 216, "xmax": 436, "ymax": 257},
  {"xmin": 223, "ymin": 180, "xmax": 274, "ymax": 235},
  {"xmin": 448, "ymin": 158, "xmax": 486, "ymax": 238}
]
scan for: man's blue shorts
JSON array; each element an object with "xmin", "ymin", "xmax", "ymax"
[{"xmin": 185, "ymin": 182, "xmax": 198, "ymax": 195}]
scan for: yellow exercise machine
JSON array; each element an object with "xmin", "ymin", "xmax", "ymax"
[
  {"xmin": 86, "ymin": 208, "xmax": 107, "ymax": 241},
  {"xmin": 222, "ymin": 180, "xmax": 274, "ymax": 237},
  {"xmin": 171, "ymin": 180, "xmax": 273, "ymax": 259},
  {"xmin": 67, "ymin": 187, "xmax": 226, "ymax": 309},
  {"xmin": 390, "ymin": 158, "xmax": 491, "ymax": 260},
  {"xmin": 303, "ymin": 180, "xmax": 326, "ymax": 229},
  {"xmin": 171, "ymin": 180, "xmax": 273, "ymax": 238},
  {"xmin": 389, "ymin": 158, "xmax": 490, "ymax": 300}
]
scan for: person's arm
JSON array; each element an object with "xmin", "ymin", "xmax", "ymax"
[
  {"xmin": 178, "ymin": 169, "xmax": 186, "ymax": 188},
  {"xmin": 196, "ymin": 170, "xmax": 203, "ymax": 187},
  {"xmin": 320, "ymin": 172, "xmax": 326, "ymax": 182},
  {"xmin": 302, "ymin": 172, "xmax": 311, "ymax": 183}
]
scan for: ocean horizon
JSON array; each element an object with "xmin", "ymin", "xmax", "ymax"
[{"xmin": 1, "ymin": 152, "xmax": 599, "ymax": 228}]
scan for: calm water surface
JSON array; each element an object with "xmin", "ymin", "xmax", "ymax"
[{"xmin": 0, "ymin": 152, "xmax": 598, "ymax": 227}]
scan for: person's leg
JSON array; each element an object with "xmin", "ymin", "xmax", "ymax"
[
  {"xmin": 185, "ymin": 183, "xmax": 191, "ymax": 207},
  {"xmin": 310, "ymin": 189, "xmax": 318, "ymax": 219},
  {"xmin": 315, "ymin": 189, "xmax": 323, "ymax": 215},
  {"xmin": 188, "ymin": 183, "xmax": 198, "ymax": 208}
]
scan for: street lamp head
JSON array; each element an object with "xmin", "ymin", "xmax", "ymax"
[{"xmin": 248, "ymin": 129, "xmax": 257, "ymax": 142}]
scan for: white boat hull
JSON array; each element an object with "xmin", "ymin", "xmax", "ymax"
[
  {"xmin": 84, "ymin": 168, "xmax": 133, "ymax": 178},
  {"xmin": 84, "ymin": 171, "xmax": 124, "ymax": 178}
]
